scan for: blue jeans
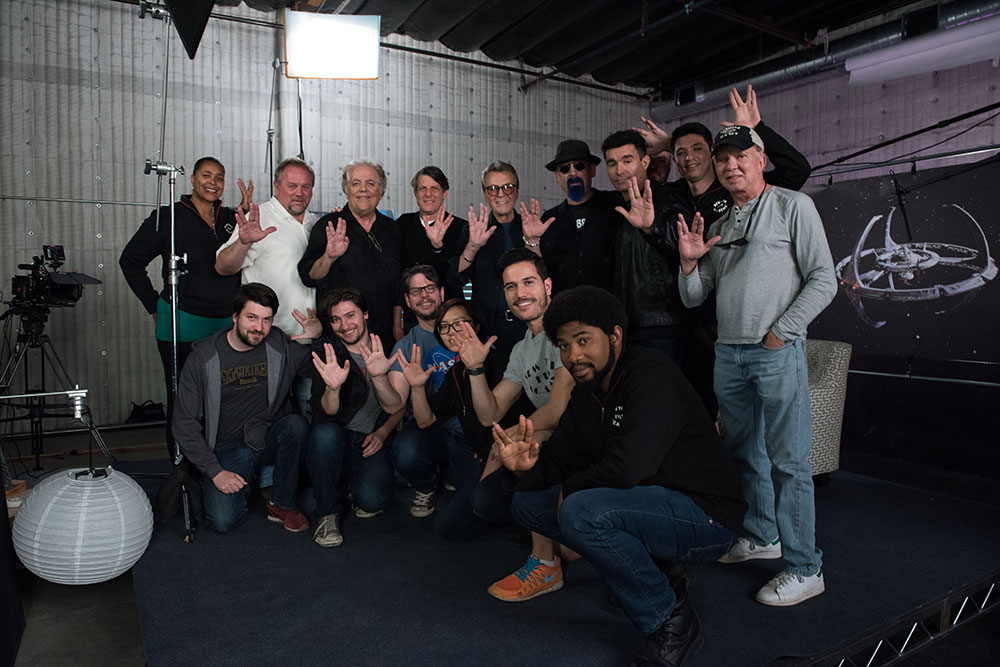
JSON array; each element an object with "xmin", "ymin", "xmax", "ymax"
[
  {"xmin": 512, "ymin": 485, "xmax": 735, "ymax": 633},
  {"xmin": 306, "ymin": 422, "xmax": 392, "ymax": 516},
  {"xmin": 292, "ymin": 375, "xmax": 312, "ymax": 421},
  {"xmin": 202, "ymin": 413, "xmax": 308, "ymax": 533},
  {"xmin": 714, "ymin": 339, "xmax": 821, "ymax": 576},
  {"xmin": 392, "ymin": 417, "xmax": 509, "ymax": 539}
]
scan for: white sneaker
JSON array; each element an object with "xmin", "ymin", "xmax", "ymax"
[
  {"xmin": 719, "ymin": 536, "xmax": 782, "ymax": 563},
  {"xmin": 410, "ymin": 489, "xmax": 437, "ymax": 518},
  {"xmin": 756, "ymin": 569, "xmax": 825, "ymax": 606},
  {"xmin": 353, "ymin": 504, "xmax": 383, "ymax": 519},
  {"xmin": 313, "ymin": 514, "xmax": 343, "ymax": 547}
]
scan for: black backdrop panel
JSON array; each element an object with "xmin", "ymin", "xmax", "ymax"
[{"xmin": 810, "ymin": 155, "xmax": 1000, "ymax": 365}]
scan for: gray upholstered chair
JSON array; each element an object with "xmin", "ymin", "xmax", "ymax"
[
  {"xmin": 716, "ymin": 339, "xmax": 853, "ymax": 477},
  {"xmin": 804, "ymin": 339, "xmax": 852, "ymax": 476}
]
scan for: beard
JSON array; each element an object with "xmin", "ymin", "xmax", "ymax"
[
  {"xmin": 571, "ymin": 344, "xmax": 616, "ymax": 390},
  {"xmin": 235, "ymin": 325, "xmax": 265, "ymax": 348}
]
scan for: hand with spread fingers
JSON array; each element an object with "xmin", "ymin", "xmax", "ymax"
[
  {"xmin": 313, "ymin": 343, "xmax": 350, "ymax": 390},
  {"xmin": 721, "ymin": 84, "xmax": 762, "ymax": 128},
  {"xmin": 677, "ymin": 212, "xmax": 721, "ymax": 274},
  {"xmin": 424, "ymin": 203, "xmax": 454, "ymax": 249},
  {"xmin": 399, "ymin": 344, "xmax": 433, "ymax": 388},
  {"xmin": 237, "ymin": 178, "xmax": 255, "ymax": 212},
  {"xmin": 492, "ymin": 415, "xmax": 540, "ymax": 473},
  {"xmin": 615, "ymin": 176, "xmax": 656, "ymax": 232},
  {"xmin": 453, "ymin": 320, "xmax": 494, "ymax": 371},
  {"xmin": 290, "ymin": 307, "xmax": 321, "ymax": 340},
  {"xmin": 359, "ymin": 334, "xmax": 396, "ymax": 378},
  {"xmin": 235, "ymin": 202, "xmax": 277, "ymax": 245},
  {"xmin": 632, "ymin": 115, "xmax": 671, "ymax": 154},
  {"xmin": 520, "ymin": 199, "xmax": 555, "ymax": 241},
  {"xmin": 467, "ymin": 203, "xmax": 496, "ymax": 251},
  {"xmin": 325, "ymin": 218, "xmax": 350, "ymax": 260}
]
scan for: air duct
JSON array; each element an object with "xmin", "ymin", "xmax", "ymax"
[{"xmin": 650, "ymin": 0, "xmax": 1000, "ymax": 122}]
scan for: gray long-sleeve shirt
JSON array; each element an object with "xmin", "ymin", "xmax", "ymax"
[{"xmin": 678, "ymin": 186, "xmax": 836, "ymax": 344}]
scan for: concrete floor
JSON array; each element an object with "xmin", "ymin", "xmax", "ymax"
[
  {"xmin": 6, "ymin": 424, "xmax": 164, "ymax": 667},
  {"xmin": 5, "ymin": 425, "xmax": 999, "ymax": 667}
]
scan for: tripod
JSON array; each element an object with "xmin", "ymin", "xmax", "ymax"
[{"xmin": 0, "ymin": 304, "xmax": 114, "ymax": 471}]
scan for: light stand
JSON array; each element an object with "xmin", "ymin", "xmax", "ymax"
[{"xmin": 137, "ymin": 1, "xmax": 196, "ymax": 541}]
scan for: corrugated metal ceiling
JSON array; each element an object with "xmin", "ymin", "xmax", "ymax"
[{"xmin": 222, "ymin": 0, "xmax": 933, "ymax": 98}]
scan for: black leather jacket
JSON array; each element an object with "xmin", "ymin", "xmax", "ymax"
[{"xmin": 616, "ymin": 122, "xmax": 812, "ymax": 332}]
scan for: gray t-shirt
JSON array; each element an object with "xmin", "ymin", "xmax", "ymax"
[
  {"xmin": 215, "ymin": 337, "xmax": 268, "ymax": 444},
  {"xmin": 346, "ymin": 351, "xmax": 383, "ymax": 434},
  {"xmin": 503, "ymin": 328, "xmax": 563, "ymax": 409}
]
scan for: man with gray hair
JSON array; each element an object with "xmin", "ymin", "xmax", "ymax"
[
  {"xmin": 451, "ymin": 161, "xmax": 550, "ymax": 360},
  {"xmin": 216, "ymin": 157, "xmax": 319, "ymax": 338},
  {"xmin": 677, "ymin": 124, "xmax": 836, "ymax": 607},
  {"xmin": 299, "ymin": 159, "xmax": 403, "ymax": 344}
]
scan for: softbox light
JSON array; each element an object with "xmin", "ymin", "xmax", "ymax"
[{"xmin": 284, "ymin": 10, "xmax": 381, "ymax": 80}]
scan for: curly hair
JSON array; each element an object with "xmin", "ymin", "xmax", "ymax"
[{"xmin": 542, "ymin": 285, "xmax": 626, "ymax": 343}]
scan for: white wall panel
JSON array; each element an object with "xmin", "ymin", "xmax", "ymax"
[
  {"xmin": 666, "ymin": 62, "xmax": 1000, "ymax": 184},
  {"xmin": 0, "ymin": 0, "xmax": 644, "ymax": 429}
]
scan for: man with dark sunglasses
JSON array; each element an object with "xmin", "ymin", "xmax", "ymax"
[
  {"xmin": 677, "ymin": 125, "xmax": 836, "ymax": 608},
  {"xmin": 536, "ymin": 140, "xmax": 621, "ymax": 294}
]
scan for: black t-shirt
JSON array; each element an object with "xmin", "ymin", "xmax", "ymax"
[
  {"xmin": 541, "ymin": 192, "xmax": 619, "ymax": 294},
  {"xmin": 215, "ymin": 336, "xmax": 268, "ymax": 444}
]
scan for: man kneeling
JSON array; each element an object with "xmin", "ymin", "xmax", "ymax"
[{"xmin": 493, "ymin": 286, "xmax": 746, "ymax": 666}]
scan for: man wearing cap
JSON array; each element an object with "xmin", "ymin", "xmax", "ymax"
[
  {"xmin": 537, "ymin": 140, "xmax": 620, "ymax": 294},
  {"xmin": 676, "ymin": 124, "xmax": 836, "ymax": 607}
]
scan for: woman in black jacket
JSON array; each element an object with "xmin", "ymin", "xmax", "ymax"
[{"xmin": 399, "ymin": 298, "xmax": 520, "ymax": 540}]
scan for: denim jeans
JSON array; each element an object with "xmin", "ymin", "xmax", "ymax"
[
  {"xmin": 292, "ymin": 375, "xmax": 312, "ymax": 421},
  {"xmin": 392, "ymin": 417, "xmax": 509, "ymax": 540},
  {"xmin": 306, "ymin": 422, "xmax": 392, "ymax": 516},
  {"xmin": 512, "ymin": 485, "xmax": 735, "ymax": 634},
  {"xmin": 714, "ymin": 339, "xmax": 821, "ymax": 576},
  {"xmin": 202, "ymin": 413, "xmax": 308, "ymax": 533}
]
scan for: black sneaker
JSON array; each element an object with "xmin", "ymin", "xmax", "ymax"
[{"xmin": 629, "ymin": 588, "xmax": 703, "ymax": 667}]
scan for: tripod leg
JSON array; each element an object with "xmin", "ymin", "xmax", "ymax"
[{"xmin": 37, "ymin": 337, "xmax": 75, "ymax": 392}]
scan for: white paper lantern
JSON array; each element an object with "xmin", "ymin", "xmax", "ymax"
[{"xmin": 12, "ymin": 467, "xmax": 153, "ymax": 585}]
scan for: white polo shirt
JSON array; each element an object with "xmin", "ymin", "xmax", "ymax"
[{"xmin": 217, "ymin": 196, "xmax": 319, "ymax": 336}]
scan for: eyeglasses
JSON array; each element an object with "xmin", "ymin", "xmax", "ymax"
[
  {"xmin": 437, "ymin": 319, "xmax": 473, "ymax": 334},
  {"xmin": 715, "ymin": 188, "xmax": 770, "ymax": 250},
  {"xmin": 406, "ymin": 284, "xmax": 439, "ymax": 297},
  {"xmin": 484, "ymin": 183, "xmax": 517, "ymax": 196},
  {"xmin": 556, "ymin": 161, "xmax": 587, "ymax": 174}
]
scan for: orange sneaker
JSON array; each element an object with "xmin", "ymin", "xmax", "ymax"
[{"xmin": 488, "ymin": 555, "xmax": 563, "ymax": 602}]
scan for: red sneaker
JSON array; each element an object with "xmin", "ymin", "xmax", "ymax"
[{"xmin": 266, "ymin": 500, "xmax": 309, "ymax": 533}]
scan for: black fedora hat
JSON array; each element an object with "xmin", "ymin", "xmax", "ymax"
[{"xmin": 545, "ymin": 140, "xmax": 601, "ymax": 171}]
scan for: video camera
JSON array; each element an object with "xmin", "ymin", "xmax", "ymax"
[{"xmin": 9, "ymin": 245, "xmax": 100, "ymax": 309}]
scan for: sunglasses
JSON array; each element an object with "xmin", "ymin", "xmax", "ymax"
[
  {"xmin": 716, "ymin": 189, "xmax": 771, "ymax": 250},
  {"xmin": 484, "ymin": 183, "xmax": 517, "ymax": 196},
  {"xmin": 556, "ymin": 161, "xmax": 587, "ymax": 174}
]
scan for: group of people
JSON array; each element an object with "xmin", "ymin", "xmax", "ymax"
[{"xmin": 120, "ymin": 84, "xmax": 837, "ymax": 667}]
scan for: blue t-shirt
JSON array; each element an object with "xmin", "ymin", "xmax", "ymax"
[{"xmin": 390, "ymin": 325, "xmax": 455, "ymax": 393}]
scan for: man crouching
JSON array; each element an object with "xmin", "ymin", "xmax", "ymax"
[{"xmin": 493, "ymin": 286, "xmax": 746, "ymax": 667}]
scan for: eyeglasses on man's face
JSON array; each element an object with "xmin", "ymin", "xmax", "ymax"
[
  {"xmin": 406, "ymin": 284, "xmax": 439, "ymax": 297},
  {"xmin": 556, "ymin": 161, "xmax": 587, "ymax": 174},
  {"xmin": 437, "ymin": 319, "xmax": 473, "ymax": 334},
  {"xmin": 484, "ymin": 183, "xmax": 517, "ymax": 196}
]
